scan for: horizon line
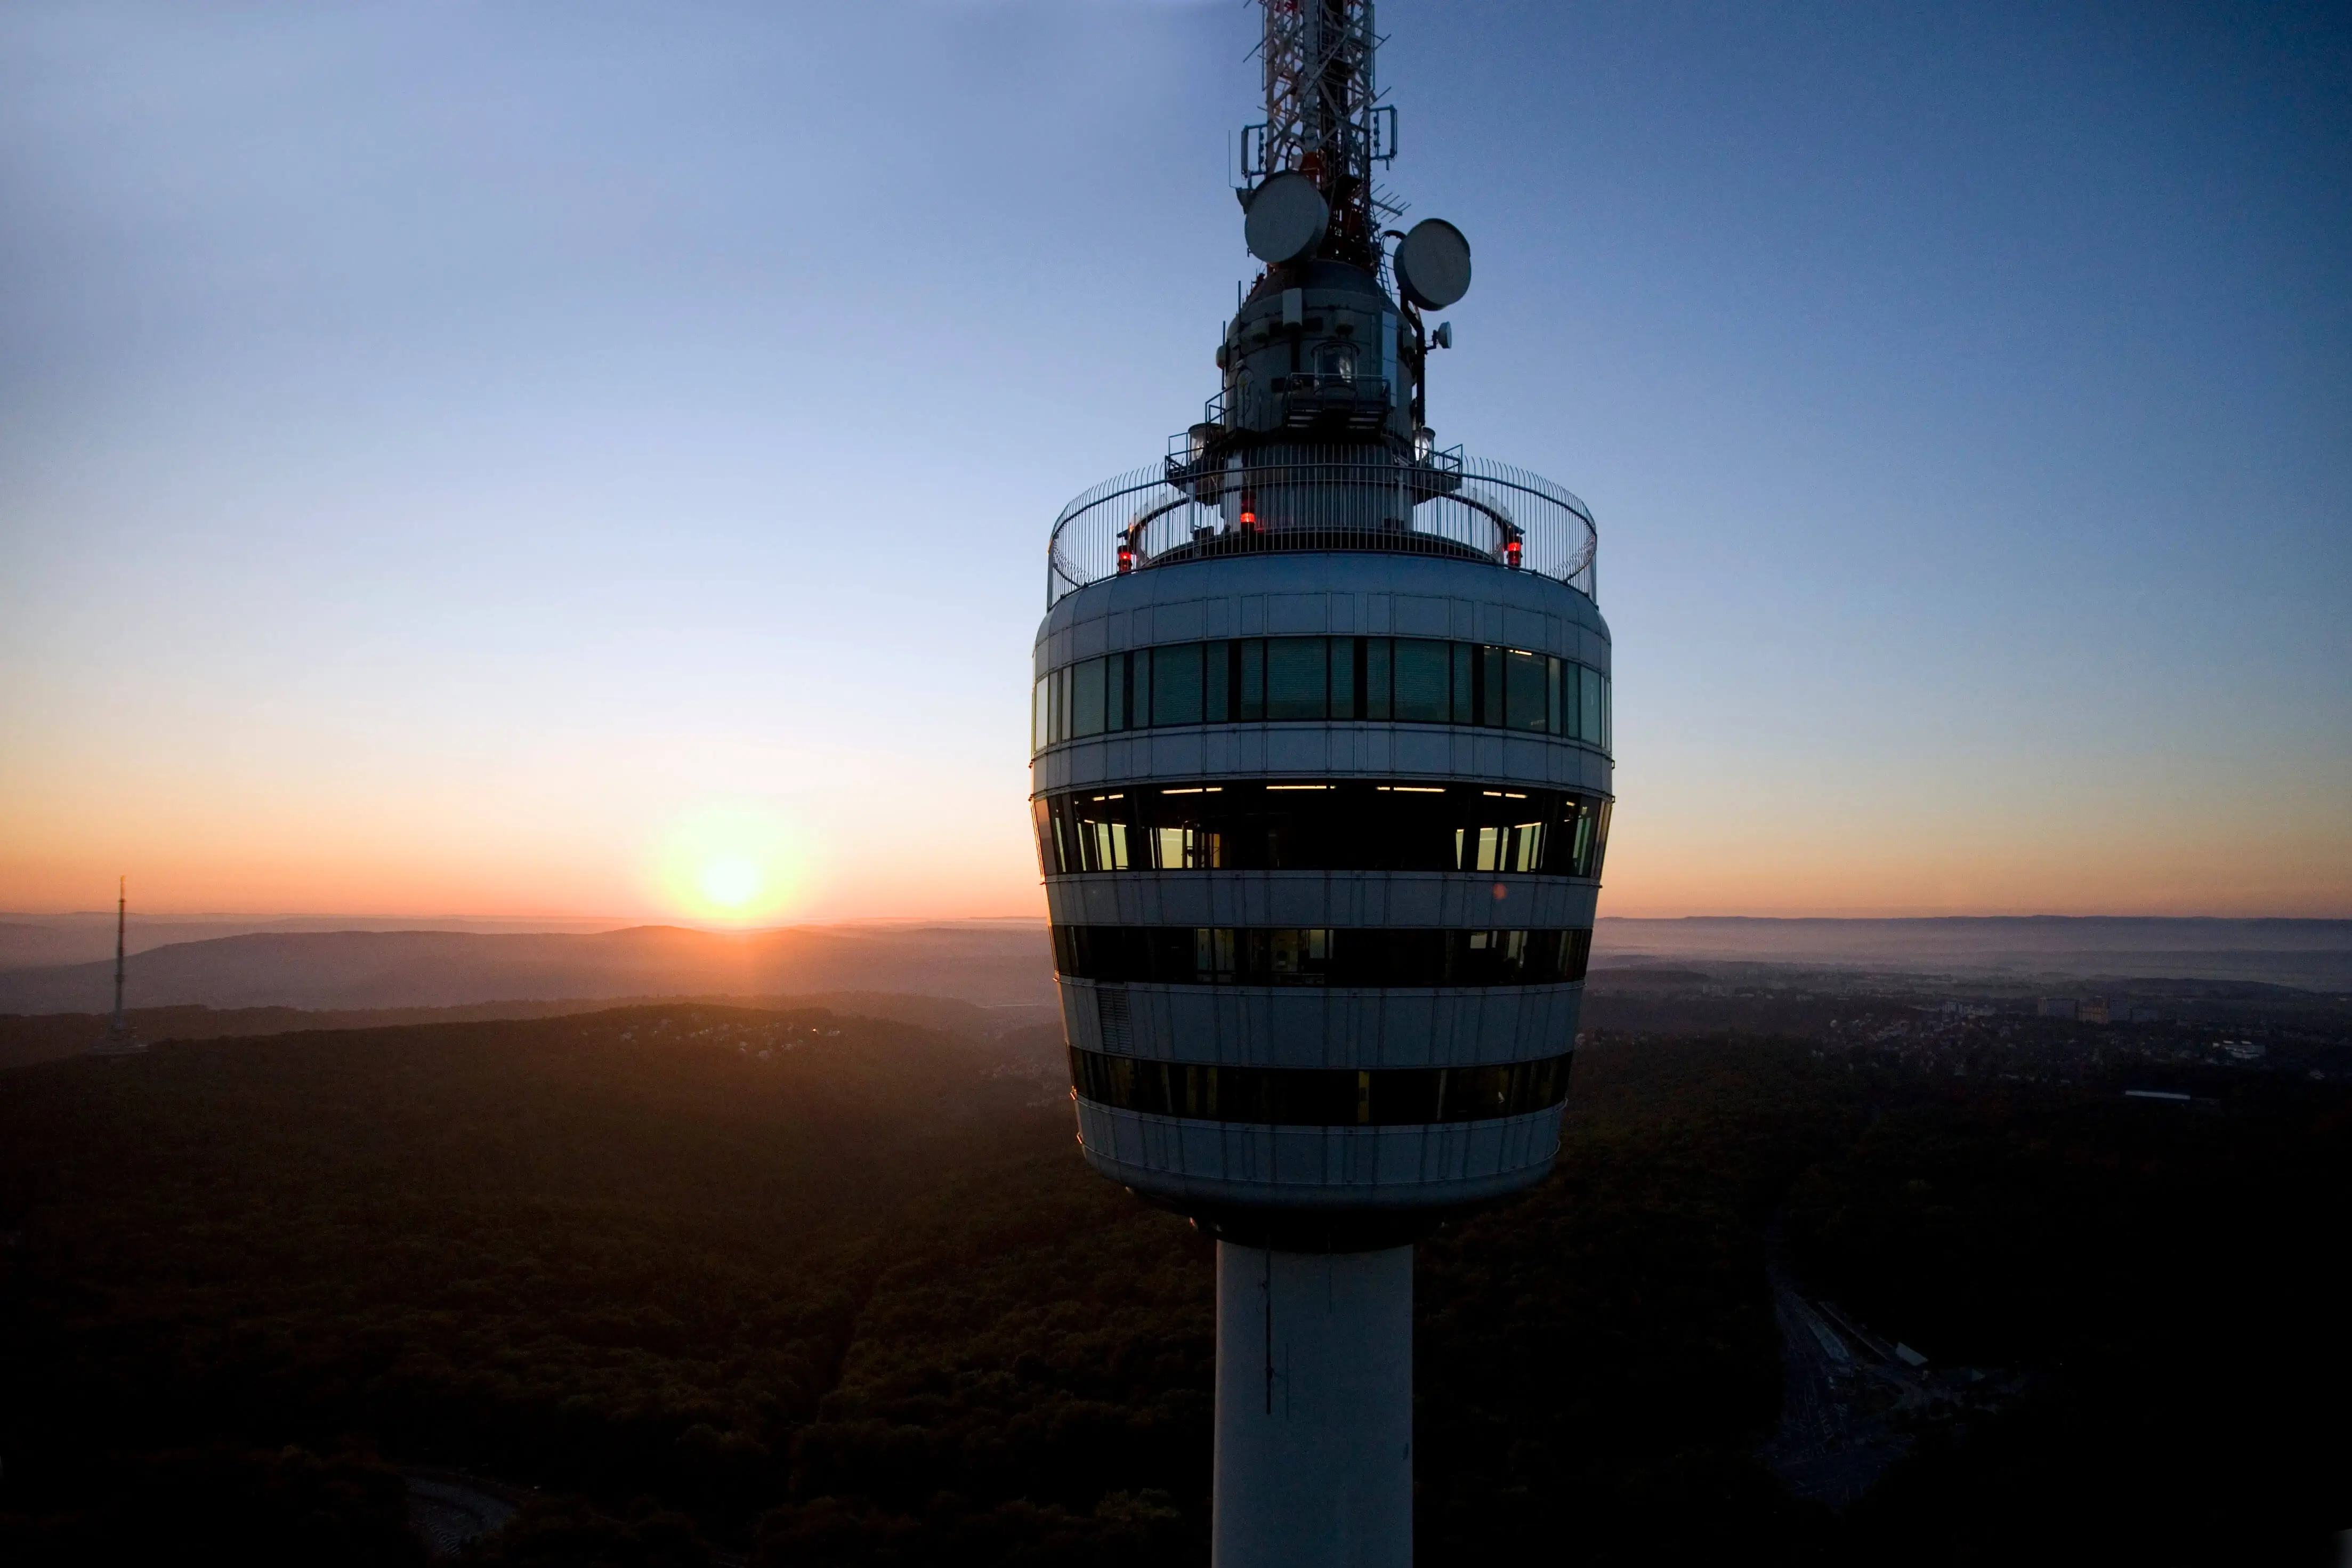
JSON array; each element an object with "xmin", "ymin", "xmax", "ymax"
[{"xmin": 7, "ymin": 910, "xmax": 2350, "ymax": 926}]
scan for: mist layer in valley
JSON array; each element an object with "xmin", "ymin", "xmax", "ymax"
[{"xmin": 2, "ymin": 916, "xmax": 2345, "ymax": 1025}]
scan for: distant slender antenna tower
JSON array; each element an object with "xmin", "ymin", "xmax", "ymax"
[{"xmin": 95, "ymin": 875, "xmax": 143, "ymax": 1055}]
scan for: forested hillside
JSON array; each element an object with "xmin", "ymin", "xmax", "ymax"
[{"xmin": 1, "ymin": 1007, "xmax": 2344, "ymax": 1564}]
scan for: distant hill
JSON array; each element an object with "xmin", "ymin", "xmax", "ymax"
[
  {"xmin": 7, "ymin": 914, "xmax": 2345, "ymax": 1020},
  {"xmin": 0, "ymin": 912, "xmax": 637, "ymax": 971},
  {"xmin": 0, "ymin": 989, "xmax": 1062, "ymax": 1071},
  {"xmin": 1594, "ymin": 916, "xmax": 2352, "ymax": 990},
  {"xmin": 0, "ymin": 923, "xmax": 1058, "ymax": 1016}
]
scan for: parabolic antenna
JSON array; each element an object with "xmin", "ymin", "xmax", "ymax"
[
  {"xmin": 1393, "ymin": 218, "xmax": 1472, "ymax": 310},
  {"xmin": 1243, "ymin": 172, "xmax": 1331, "ymax": 264}
]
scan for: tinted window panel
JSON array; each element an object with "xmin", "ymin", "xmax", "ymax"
[
  {"xmin": 1033, "ymin": 637, "xmax": 1613, "ymax": 756},
  {"xmin": 1330, "ymin": 637, "xmax": 1357, "ymax": 718},
  {"xmin": 1036, "ymin": 781, "xmax": 1612, "ymax": 876},
  {"xmin": 1069, "ymin": 1046, "xmax": 1572, "ymax": 1126},
  {"xmin": 1152, "ymin": 643, "xmax": 1202, "ymax": 725},
  {"xmin": 1506, "ymin": 650, "xmax": 1548, "ymax": 732},
  {"xmin": 1032, "ymin": 797, "xmax": 1055, "ymax": 876},
  {"xmin": 1238, "ymin": 638, "xmax": 1265, "ymax": 720},
  {"xmin": 1393, "ymin": 639, "xmax": 1450, "ymax": 722},
  {"xmin": 1265, "ymin": 637, "xmax": 1327, "ymax": 720},
  {"xmin": 1071, "ymin": 658, "xmax": 1106, "ymax": 738},
  {"xmin": 1051, "ymin": 924, "xmax": 1592, "ymax": 987},
  {"xmin": 1365, "ymin": 637, "xmax": 1392, "ymax": 721}
]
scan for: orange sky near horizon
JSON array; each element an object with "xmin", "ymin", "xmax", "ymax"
[{"xmin": 4, "ymin": 734, "xmax": 2345, "ymax": 922}]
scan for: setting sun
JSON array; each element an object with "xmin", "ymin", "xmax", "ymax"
[
  {"xmin": 697, "ymin": 855, "xmax": 762, "ymax": 910},
  {"xmin": 653, "ymin": 804, "xmax": 806, "ymax": 924}
]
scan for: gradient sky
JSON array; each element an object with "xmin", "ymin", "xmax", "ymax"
[{"xmin": 3, "ymin": 1, "xmax": 2347, "ymax": 922}]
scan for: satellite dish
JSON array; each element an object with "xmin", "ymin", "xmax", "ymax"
[
  {"xmin": 1394, "ymin": 219, "xmax": 1472, "ymax": 310},
  {"xmin": 1243, "ymin": 172, "xmax": 1330, "ymax": 265}
]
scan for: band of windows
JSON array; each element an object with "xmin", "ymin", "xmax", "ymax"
[
  {"xmin": 1051, "ymin": 925, "xmax": 1593, "ymax": 988},
  {"xmin": 1031, "ymin": 636, "xmax": 1612, "ymax": 753},
  {"xmin": 1070, "ymin": 1046, "xmax": 1573, "ymax": 1126},
  {"xmin": 1037, "ymin": 780, "xmax": 1611, "ymax": 879}
]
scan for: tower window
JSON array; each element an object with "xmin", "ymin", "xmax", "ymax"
[
  {"xmin": 1033, "ymin": 780, "xmax": 1610, "ymax": 878},
  {"xmin": 1033, "ymin": 638, "xmax": 1611, "ymax": 755},
  {"xmin": 1067, "ymin": 1047, "xmax": 1573, "ymax": 1127},
  {"xmin": 1315, "ymin": 342, "xmax": 1358, "ymax": 383}
]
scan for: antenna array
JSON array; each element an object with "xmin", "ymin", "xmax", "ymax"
[{"xmin": 1242, "ymin": 0, "xmax": 1400, "ymax": 270}]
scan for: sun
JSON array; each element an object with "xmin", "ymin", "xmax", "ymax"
[
  {"xmin": 651, "ymin": 804, "xmax": 806, "ymax": 924},
  {"xmin": 698, "ymin": 854, "xmax": 763, "ymax": 910}
]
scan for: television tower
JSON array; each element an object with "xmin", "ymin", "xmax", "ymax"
[
  {"xmin": 1030, "ymin": 5, "xmax": 1612, "ymax": 1565},
  {"xmin": 95, "ymin": 876, "xmax": 143, "ymax": 1055}
]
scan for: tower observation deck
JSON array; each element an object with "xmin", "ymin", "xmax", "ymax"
[{"xmin": 1030, "ymin": 6, "xmax": 1612, "ymax": 1565}]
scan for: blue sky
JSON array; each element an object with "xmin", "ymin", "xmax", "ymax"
[{"xmin": 2, "ymin": 1, "xmax": 2346, "ymax": 918}]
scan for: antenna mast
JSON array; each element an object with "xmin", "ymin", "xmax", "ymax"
[
  {"xmin": 1243, "ymin": 0, "xmax": 1400, "ymax": 270},
  {"xmin": 98, "ymin": 875, "xmax": 141, "ymax": 1054}
]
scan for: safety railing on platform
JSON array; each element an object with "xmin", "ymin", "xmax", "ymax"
[{"xmin": 1046, "ymin": 447, "xmax": 1597, "ymax": 608}]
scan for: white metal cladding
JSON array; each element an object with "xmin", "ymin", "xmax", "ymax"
[
  {"xmin": 1073, "ymin": 1100, "xmax": 1565, "ymax": 1208},
  {"xmin": 1056, "ymin": 976, "xmax": 1582, "ymax": 1070},
  {"xmin": 1032, "ymin": 724, "xmax": 1614, "ymax": 796},
  {"xmin": 1042, "ymin": 872, "xmax": 1598, "ymax": 931},
  {"xmin": 1032, "ymin": 551, "xmax": 1610, "ymax": 680}
]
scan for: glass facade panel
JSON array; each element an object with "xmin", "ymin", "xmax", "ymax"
[
  {"xmin": 1050, "ymin": 924, "xmax": 1593, "ymax": 987},
  {"xmin": 1033, "ymin": 638, "xmax": 1613, "ymax": 751},
  {"xmin": 1265, "ymin": 637, "xmax": 1327, "ymax": 720},
  {"xmin": 1329, "ymin": 636, "xmax": 1357, "ymax": 717},
  {"xmin": 1071, "ymin": 658, "xmax": 1106, "ymax": 738},
  {"xmin": 1237, "ymin": 637, "xmax": 1265, "ymax": 721},
  {"xmin": 1151, "ymin": 643, "xmax": 1201, "ymax": 725},
  {"xmin": 1364, "ymin": 636, "xmax": 1392, "ymax": 720},
  {"xmin": 1036, "ymin": 780, "xmax": 1612, "ymax": 878},
  {"xmin": 1505, "ymin": 650, "xmax": 1547, "ymax": 732},
  {"xmin": 1068, "ymin": 1046, "xmax": 1573, "ymax": 1126},
  {"xmin": 1392, "ymin": 638, "xmax": 1450, "ymax": 723}
]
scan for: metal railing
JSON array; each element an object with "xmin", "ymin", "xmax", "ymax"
[{"xmin": 1046, "ymin": 447, "xmax": 1598, "ymax": 608}]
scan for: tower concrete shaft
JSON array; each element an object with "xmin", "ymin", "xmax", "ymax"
[{"xmin": 1214, "ymin": 1241, "xmax": 1413, "ymax": 1568}]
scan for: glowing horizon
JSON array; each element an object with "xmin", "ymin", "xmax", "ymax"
[{"xmin": 2, "ymin": 6, "xmax": 2346, "ymax": 925}]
